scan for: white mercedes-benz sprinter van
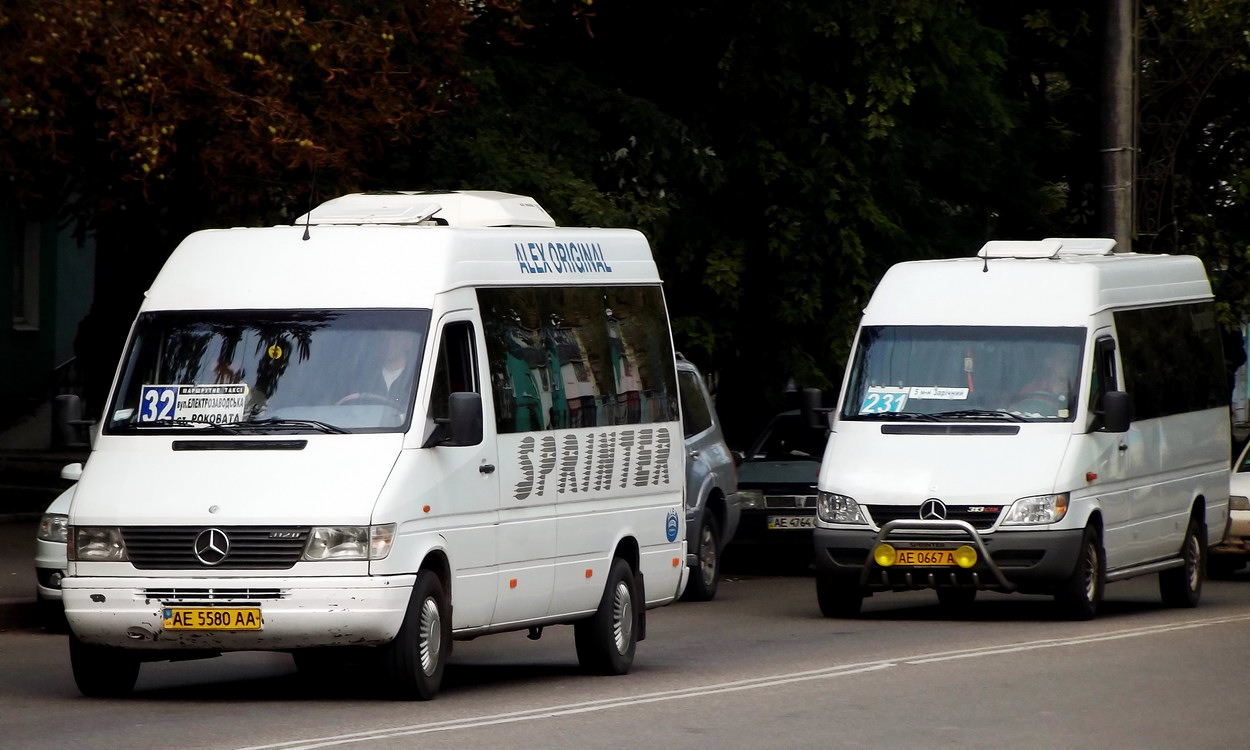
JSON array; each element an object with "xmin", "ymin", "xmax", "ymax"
[
  {"xmin": 62, "ymin": 191, "xmax": 687, "ymax": 699},
  {"xmin": 814, "ymin": 238, "xmax": 1229, "ymax": 620}
]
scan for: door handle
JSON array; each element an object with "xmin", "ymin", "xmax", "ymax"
[
  {"xmin": 688, "ymin": 450, "xmax": 700, "ymax": 459},
  {"xmin": 480, "ymin": 463, "xmax": 496, "ymax": 474},
  {"xmin": 1118, "ymin": 442, "xmax": 1128, "ymax": 452}
]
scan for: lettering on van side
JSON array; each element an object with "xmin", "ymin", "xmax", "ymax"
[
  {"xmin": 513, "ymin": 427, "xmax": 672, "ymax": 500},
  {"xmin": 515, "ymin": 242, "xmax": 614, "ymax": 274}
]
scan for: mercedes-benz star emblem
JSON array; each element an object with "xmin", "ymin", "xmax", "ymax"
[
  {"xmin": 194, "ymin": 528, "xmax": 231, "ymax": 566},
  {"xmin": 919, "ymin": 499, "xmax": 947, "ymax": 520}
]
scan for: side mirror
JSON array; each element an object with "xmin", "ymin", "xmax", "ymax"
[
  {"xmin": 447, "ymin": 392, "xmax": 484, "ymax": 446},
  {"xmin": 1099, "ymin": 390, "xmax": 1132, "ymax": 433},
  {"xmin": 61, "ymin": 462, "xmax": 83, "ymax": 482}
]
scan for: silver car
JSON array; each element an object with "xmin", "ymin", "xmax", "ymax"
[{"xmin": 677, "ymin": 356, "xmax": 740, "ymax": 601}]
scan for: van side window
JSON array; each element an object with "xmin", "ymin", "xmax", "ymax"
[
  {"xmin": 678, "ymin": 369, "xmax": 713, "ymax": 438},
  {"xmin": 478, "ymin": 286, "xmax": 678, "ymax": 434},
  {"xmin": 1113, "ymin": 302, "xmax": 1225, "ymax": 420},
  {"xmin": 429, "ymin": 322, "xmax": 478, "ymax": 421}
]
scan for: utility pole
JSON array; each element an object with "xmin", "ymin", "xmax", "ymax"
[{"xmin": 1101, "ymin": 0, "xmax": 1136, "ymax": 252}]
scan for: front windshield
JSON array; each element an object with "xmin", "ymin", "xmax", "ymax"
[
  {"xmin": 841, "ymin": 326, "xmax": 1086, "ymax": 422},
  {"xmin": 106, "ymin": 309, "xmax": 431, "ymax": 434},
  {"xmin": 749, "ymin": 413, "xmax": 830, "ymax": 461}
]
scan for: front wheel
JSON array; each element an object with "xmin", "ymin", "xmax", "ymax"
[
  {"xmin": 681, "ymin": 514, "xmax": 721, "ymax": 602},
  {"xmin": 69, "ymin": 634, "xmax": 140, "ymax": 698},
  {"xmin": 816, "ymin": 573, "xmax": 863, "ymax": 618},
  {"xmin": 575, "ymin": 557, "xmax": 638, "ymax": 675},
  {"xmin": 1055, "ymin": 524, "xmax": 1105, "ymax": 620},
  {"xmin": 1159, "ymin": 516, "xmax": 1204, "ymax": 608},
  {"xmin": 381, "ymin": 570, "xmax": 451, "ymax": 700}
]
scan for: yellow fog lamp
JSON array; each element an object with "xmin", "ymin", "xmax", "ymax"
[
  {"xmin": 873, "ymin": 543, "xmax": 897, "ymax": 567},
  {"xmin": 954, "ymin": 545, "xmax": 978, "ymax": 569}
]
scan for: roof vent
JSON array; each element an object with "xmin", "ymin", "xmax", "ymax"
[
  {"xmin": 294, "ymin": 190, "xmax": 557, "ymax": 227},
  {"xmin": 977, "ymin": 237, "xmax": 1116, "ymax": 259}
]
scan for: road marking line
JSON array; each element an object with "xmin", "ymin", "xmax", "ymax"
[{"xmin": 235, "ymin": 613, "xmax": 1250, "ymax": 750}]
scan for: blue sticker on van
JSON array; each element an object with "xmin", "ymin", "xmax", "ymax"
[{"xmin": 666, "ymin": 508, "xmax": 679, "ymax": 542}]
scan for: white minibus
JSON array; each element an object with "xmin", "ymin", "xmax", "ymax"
[
  {"xmin": 62, "ymin": 191, "xmax": 687, "ymax": 698},
  {"xmin": 814, "ymin": 238, "xmax": 1229, "ymax": 619}
]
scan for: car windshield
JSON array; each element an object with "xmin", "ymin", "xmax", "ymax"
[
  {"xmin": 105, "ymin": 309, "xmax": 431, "ymax": 434},
  {"xmin": 749, "ymin": 413, "xmax": 830, "ymax": 461},
  {"xmin": 840, "ymin": 325, "xmax": 1086, "ymax": 422}
]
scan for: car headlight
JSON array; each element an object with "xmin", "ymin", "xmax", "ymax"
[
  {"xmin": 69, "ymin": 527, "xmax": 128, "ymax": 561},
  {"xmin": 1001, "ymin": 492, "xmax": 1069, "ymax": 525},
  {"xmin": 303, "ymin": 524, "xmax": 396, "ymax": 561},
  {"xmin": 739, "ymin": 489, "xmax": 764, "ymax": 509},
  {"xmin": 1230, "ymin": 495, "xmax": 1250, "ymax": 512},
  {"xmin": 38, "ymin": 513, "xmax": 69, "ymax": 543},
  {"xmin": 817, "ymin": 491, "xmax": 866, "ymax": 524}
]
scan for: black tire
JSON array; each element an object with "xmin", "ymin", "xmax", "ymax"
[
  {"xmin": 936, "ymin": 588, "xmax": 977, "ymax": 609},
  {"xmin": 381, "ymin": 570, "xmax": 451, "ymax": 700},
  {"xmin": 1055, "ymin": 524, "xmax": 1105, "ymax": 621},
  {"xmin": 1160, "ymin": 516, "xmax": 1204, "ymax": 608},
  {"xmin": 681, "ymin": 513, "xmax": 721, "ymax": 602},
  {"xmin": 1208, "ymin": 555, "xmax": 1245, "ymax": 580},
  {"xmin": 69, "ymin": 634, "xmax": 140, "ymax": 698},
  {"xmin": 575, "ymin": 557, "xmax": 638, "ymax": 675},
  {"xmin": 816, "ymin": 573, "xmax": 863, "ymax": 618}
]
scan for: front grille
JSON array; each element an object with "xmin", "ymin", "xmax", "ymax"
[
  {"xmin": 145, "ymin": 587, "xmax": 287, "ymax": 601},
  {"xmin": 765, "ymin": 494, "xmax": 817, "ymax": 509},
  {"xmin": 121, "ymin": 527, "xmax": 310, "ymax": 570},
  {"xmin": 864, "ymin": 506, "xmax": 1002, "ymax": 531}
]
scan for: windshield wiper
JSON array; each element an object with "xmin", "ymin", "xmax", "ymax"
[
  {"xmin": 222, "ymin": 418, "xmax": 348, "ymax": 434},
  {"xmin": 853, "ymin": 411, "xmax": 940, "ymax": 422},
  {"xmin": 930, "ymin": 409, "xmax": 1029, "ymax": 423},
  {"xmin": 114, "ymin": 419, "xmax": 238, "ymax": 433}
]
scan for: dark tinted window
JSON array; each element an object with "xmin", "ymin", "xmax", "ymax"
[
  {"xmin": 1114, "ymin": 302, "xmax": 1225, "ymax": 420},
  {"xmin": 479, "ymin": 286, "xmax": 677, "ymax": 434},
  {"xmin": 678, "ymin": 369, "xmax": 713, "ymax": 438},
  {"xmin": 428, "ymin": 322, "xmax": 478, "ymax": 422}
]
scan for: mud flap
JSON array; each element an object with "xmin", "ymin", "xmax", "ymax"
[{"xmin": 635, "ymin": 572, "xmax": 646, "ymax": 642}]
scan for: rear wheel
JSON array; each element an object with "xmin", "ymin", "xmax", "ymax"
[
  {"xmin": 681, "ymin": 514, "xmax": 721, "ymax": 602},
  {"xmin": 381, "ymin": 570, "xmax": 450, "ymax": 700},
  {"xmin": 816, "ymin": 573, "xmax": 863, "ymax": 618},
  {"xmin": 575, "ymin": 557, "xmax": 638, "ymax": 675},
  {"xmin": 69, "ymin": 634, "xmax": 140, "ymax": 698},
  {"xmin": 1159, "ymin": 516, "xmax": 1204, "ymax": 608},
  {"xmin": 1055, "ymin": 524, "xmax": 1104, "ymax": 621}
]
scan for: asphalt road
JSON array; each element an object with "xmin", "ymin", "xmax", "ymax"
[{"xmin": 2, "ymin": 525, "xmax": 1250, "ymax": 750}]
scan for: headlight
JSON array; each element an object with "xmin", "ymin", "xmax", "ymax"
[
  {"xmin": 739, "ymin": 489, "xmax": 764, "ymax": 509},
  {"xmin": 1001, "ymin": 492, "xmax": 1069, "ymax": 525},
  {"xmin": 1230, "ymin": 495, "xmax": 1250, "ymax": 512},
  {"xmin": 38, "ymin": 513, "xmax": 69, "ymax": 543},
  {"xmin": 303, "ymin": 524, "xmax": 396, "ymax": 561},
  {"xmin": 70, "ymin": 527, "xmax": 128, "ymax": 561},
  {"xmin": 817, "ymin": 491, "xmax": 866, "ymax": 524}
]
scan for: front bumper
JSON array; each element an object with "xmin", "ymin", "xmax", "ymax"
[
  {"xmin": 814, "ymin": 521, "xmax": 1086, "ymax": 594},
  {"xmin": 1212, "ymin": 510, "xmax": 1250, "ymax": 556},
  {"xmin": 34, "ymin": 538, "xmax": 67, "ymax": 602},
  {"xmin": 729, "ymin": 508, "xmax": 816, "ymax": 546},
  {"xmin": 63, "ymin": 574, "xmax": 414, "ymax": 650}
]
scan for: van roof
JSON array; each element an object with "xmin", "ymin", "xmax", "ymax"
[{"xmin": 863, "ymin": 247, "xmax": 1213, "ymax": 327}]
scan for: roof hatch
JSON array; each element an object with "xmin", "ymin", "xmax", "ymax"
[
  {"xmin": 294, "ymin": 190, "xmax": 557, "ymax": 228},
  {"xmin": 977, "ymin": 238, "xmax": 1117, "ymax": 259}
]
